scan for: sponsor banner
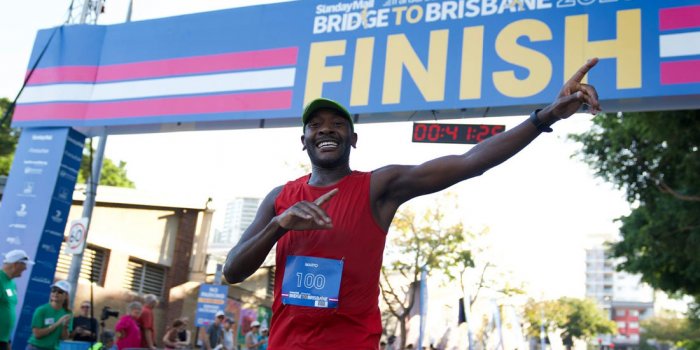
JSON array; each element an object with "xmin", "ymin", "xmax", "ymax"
[
  {"xmin": 10, "ymin": 0, "xmax": 700, "ymax": 134},
  {"xmin": 0, "ymin": 128, "xmax": 85, "ymax": 350},
  {"xmin": 194, "ymin": 284, "xmax": 229, "ymax": 327}
]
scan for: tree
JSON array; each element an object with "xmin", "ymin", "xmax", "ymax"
[
  {"xmin": 77, "ymin": 155, "xmax": 135, "ymax": 188},
  {"xmin": 523, "ymin": 298, "xmax": 616, "ymax": 350},
  {"xmin": 0, "ymin": 98, "xmax": 135, "ymax": 187},
  {"xmin": 0, "ymin": 98, "xmax": 19, "ymax": 175},
  {"xmin": 641, "ymin": 315, "xmax": 700, "ymax": 350},
  {"xmin": 380, "ymin": 194, "xmax": 473, "ymax": 349},
  {"xmin": 571, "ymin": 111, "xmax": 700, "ymax": 296}
]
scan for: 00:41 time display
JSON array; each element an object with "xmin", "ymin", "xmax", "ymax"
[{"xmin": 412, "ymin": 123, "xmax": 506, "ymax": 144}]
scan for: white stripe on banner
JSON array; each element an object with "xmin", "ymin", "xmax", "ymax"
[
  {"xmin": 660, "ymin": 32, "xmax": 700, "ymax": 58},
  {"xmin": 18, "ymin": 68, "xmax": 296, "ymax": 104}
]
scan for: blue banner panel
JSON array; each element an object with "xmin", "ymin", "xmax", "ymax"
[
  {"xmin": 194, "ymin": 284, "xmax": 229, "ymax": 327},
  {"xmin": 10, "ymin": 0, "xmax": 700, "ymax": 135},
  {"xmin": 0, "ymin": 128, "xmax": 85, "ymax": 350}
]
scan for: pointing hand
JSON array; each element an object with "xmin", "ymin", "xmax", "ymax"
[{"xmin": 276, "ymin": 188, "xmax": 339, "ymax": 231}]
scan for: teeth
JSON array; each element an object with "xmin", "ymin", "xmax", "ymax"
[{"xmin": 318, "ymin": 141, "xmax": 338, "ymax": 148}]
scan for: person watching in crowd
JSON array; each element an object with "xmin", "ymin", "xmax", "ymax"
[
  {"xmin": 26, "ymin": 280, "xmax": 72, "ymax": 350},
  {"xmin": 221, "ymin": 319, "xmax": 235, "ymax": 350},
  {"xmin": 89, "ymin": 331, "xmax": 115, "ymax": 350},
  {"xmin": 71, "ymin": 301, "xmax": 98, "ymax": 343},
  {"xmin": 202, "ymin": 311, "xmax": 224, "ymax": 350},
  {"xmin": 258, "ymin": 327, "xmax": 268, "ymax": 350},
  {"xmin": 244, "ymin": 321, "xmax": 265, "ymax": 350},
  {"xmin": 115, "ymin": 301, "xmax": 142, "ymax": 350},
  {"xmin": 163, "ymin": 319, "xmax": 190, "ymax": 350},
  {"xmin": 1, "ymin": 249, "xmax": 34, "ymax": 350},
  {"xmin": 138, "ymin": 294, "xmax": 158, "ymax": 350}
]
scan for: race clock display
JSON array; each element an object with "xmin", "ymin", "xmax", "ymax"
[{"xmin": 412, "ymin": 123, "xmax": 506, "ymax": 144}]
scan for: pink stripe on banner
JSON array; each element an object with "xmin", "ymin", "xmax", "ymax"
[
  {"xmin": 25, "ymin": 66, "xmax": 98, "ymax": 85},
  {"xmin": 14, "ymin": 90, "xmax": 292, "ymax": 121},
  {"xmin": 26, "ymin": 47, "xmax": 298, "ymax": 85},
  {"xmin": 660, "ymin": 60, "xmax": 700, "ymax": 85},
  {"xmin": 660, "ymin": 5, "xmax": 700, "ymax": 31}
]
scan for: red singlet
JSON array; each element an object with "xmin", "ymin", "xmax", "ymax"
[{"xmin": 270, "ymin": 171, "xmax": 387, "ymax": 349}]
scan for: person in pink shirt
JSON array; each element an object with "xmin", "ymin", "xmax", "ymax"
[{"xmin": 115, "ymin": 301, "xmax": 143, "ymax": 350}]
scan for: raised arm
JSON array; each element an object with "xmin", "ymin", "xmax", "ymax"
[
  {"xmin": 223, "ymin": 186, "xmax": 339, "ymax": 284},
  {"xmin": 371, "ymin": 59, "xmax": 601, "ymax": 228}
]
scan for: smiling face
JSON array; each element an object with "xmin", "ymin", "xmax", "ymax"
[
  {"xmin": 301, "ymin": 108, "xmax": 357, "ymax": 169},
  {"xmin": 49, "ymin": 287, "xmax": 67, "ymax": 305}
]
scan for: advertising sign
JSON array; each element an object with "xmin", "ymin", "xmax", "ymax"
[
  {"xmin": 10, "ymin": 0, "xmax": 700, "ymax": 135},
  {"xmin": 0, "ymin": 127, "xmax": 85, "ymax": 350},
  {"xmin": 194, "ymin": 284, "xmax": 228, "ymax": 327}
]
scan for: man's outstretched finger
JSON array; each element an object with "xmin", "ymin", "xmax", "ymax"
[
  {"xmin": 569, "ymin": 57, "xmax": 599, "ymax": 83},
  {"xmin": 314, "ymin": 188, "xmax": 339, "ymax": 206}
]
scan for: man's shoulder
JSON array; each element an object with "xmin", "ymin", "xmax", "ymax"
[
  {"xmin": 0, "ymin": 270, "xmax": 12, "ymax": 284},
  {"xmin": 34, "ymin": 303, "xmax": 51, "ymax": 313}
]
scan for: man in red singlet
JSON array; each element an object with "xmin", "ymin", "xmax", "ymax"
[{"xmin": 224, "ymin": 59, "xmax": 602, "ymax": 349}]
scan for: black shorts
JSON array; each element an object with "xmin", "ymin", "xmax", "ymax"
[{"xmin": 0, "ymin": 341, "xmax": 9, "ymax": 350}]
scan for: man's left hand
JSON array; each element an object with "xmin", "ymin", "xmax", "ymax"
[{"xmin": 539, "ymin": 57, "xmax": 601, "ymax": 122}]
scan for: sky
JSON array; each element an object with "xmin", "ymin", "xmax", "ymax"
[{"xmin": 0, "ymin": 0, "xmax": 632, "ymax": 300}]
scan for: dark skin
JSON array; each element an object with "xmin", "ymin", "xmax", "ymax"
[{"xmin": 224, "ymin": 58, "xmax": 602, "ymax": 284}]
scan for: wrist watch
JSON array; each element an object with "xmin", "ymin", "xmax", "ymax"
[{"xmin": 529, "ymin": 109, "xmax": 553, "ymax": 133}]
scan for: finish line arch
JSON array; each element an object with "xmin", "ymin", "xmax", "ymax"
[{"xmin": 2, "ymin": 0, "xmax": 700, "ymax": 348}]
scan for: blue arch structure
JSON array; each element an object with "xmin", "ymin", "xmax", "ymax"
[{"xmin": 2, "ymin": 1, "xmax": 700, "ymax": 348}]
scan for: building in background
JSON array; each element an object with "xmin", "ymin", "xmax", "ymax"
[
  {"xmin": 208, "ymin": 197, "xmax": 262, "ymax": 273},
  {"xmin": 210, "ymin": 197, "xmax": 261, "ymax": 250},
  {"xmin": 585, "ymin": 234, "xmax": 655, "ymax": 349}
]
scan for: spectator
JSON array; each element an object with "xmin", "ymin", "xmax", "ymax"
[
  {"xmin": 26, "ymin": 281, "xmax": 72, "ymax": 350},
  {"xmin": 258, "ymin": 327, "xmax": 268, "ymax": 350},
  {"xmin": 138, "ymin": 295, "xmax": 158, "ymax": 350},
  {"xmin": 1, "ymin": 249, "xmax": 34, "ymax": 350},
  {"xmin": 71, "ymin": 301, "xmax": 98, "ymax": 342},
  {"xmin": 202, "ymin": 311, "xmax": 224, "ymax": 350},
  {"xmin": 386, "ymin": 335, "xmax": 397, "ymax": 350},
  {"xmin": 115, "ymin": 301, "xmax": 142, "ymax": 350},
  {"xmin": 221, "ymin": 319, "xmax": 235, "ymax": 350},
  {"xmin": 163, "ymin": 319, "xmax": 189, "ymax": 350},
  {"xmin": 89, "ymin": 331, "xmax": 115, "ymax": 350},
  {"xmin": 244, "ymin": 321, "xmax": 264, "ymax": 350},
  {"xmin": 176, "ymin": 318, "xmax": 191, "ymax": 348}
]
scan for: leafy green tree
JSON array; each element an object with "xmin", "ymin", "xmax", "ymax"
[
  {"xmin": 77, "ymin": 155, "xmax": 135, "ymax": 188},
  {"xmin": 0, "ymin": 98, "xmax": 20, "ymax": 175},
  {"xmin": 380, "ymin": 194, "xmax": 473, "ymax": 350},
  {"xmin": 571, "ymin": 111, "xmax": 700, "ymax": 296},
  {"xmin": 0, "ymin": 97, "xmax": 135, "ymax": 188},
  {"xmin": 641, "ymin": 315, "xmax": 700, "ymax": 350},
  {"xmin": 523, "ymin": 298, "xmax": 616, "ymax": 350}
]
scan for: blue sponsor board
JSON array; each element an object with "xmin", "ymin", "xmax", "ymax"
[
  {"xmin": 194, "ymin": 284, "xmax": 229, "ymax": 327},
  {"xmin": 0, "ymin": 128, "xmax": 85, "ymax": 350}
]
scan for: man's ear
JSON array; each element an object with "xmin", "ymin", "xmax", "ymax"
[
  {"xmin": 301, "ymin": 135, "xmax": 306, "ymax": 151},
  {"xmin": 351, "ymin": 132, "xmax": 358, "ymax": 149}
]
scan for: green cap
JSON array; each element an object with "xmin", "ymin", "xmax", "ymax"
[{"xmin": 302, "ymin": 98, "xmax": 353, "ymax": 129}]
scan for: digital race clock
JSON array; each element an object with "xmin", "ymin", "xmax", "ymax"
[{"xmin": 412, "ymin": 123, "xmax": 506, "ymax": 144}]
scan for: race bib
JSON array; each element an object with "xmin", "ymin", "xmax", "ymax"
[
  {"xmin": 5, "ymin": 288, "xmax": 13, "ymax": 297},
  {"xmin": 281, "ymin": 255, "xmax": 343, "ymax": 308},
  {"xmin": 45, "ymin": 318, "xmax": 55, "ymax": 326}
]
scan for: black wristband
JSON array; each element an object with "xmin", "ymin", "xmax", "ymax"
[{"xmin": 529, "ymin": 109, "xmax": 553, "ymax": 133}]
